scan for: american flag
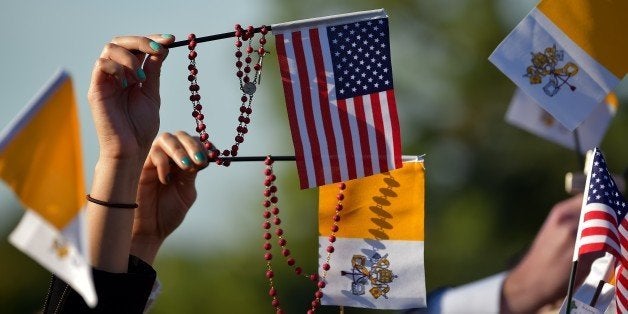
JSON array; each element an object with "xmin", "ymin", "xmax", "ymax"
[
  {"xmin": 273, "ymin": 9, "xmax": 403, "ymax": 189},
  {"xmin": 575, "ymin": 148, "xmax": 628, "ymax": 311}
]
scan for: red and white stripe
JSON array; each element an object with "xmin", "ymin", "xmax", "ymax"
[
  {"xmin": 616, "ymin": 264, "xmax": 628, "ymax": 312},
  {"xmin": 578, "ymin": 203, "xmax": 621, "ymax": 258},
  {"xmin": 275, "ymin": 27, "xmax": 402, "ymax": 189},
  {"xmin": 578, "ymin": 202, "xmax": 628, "ymax": 310}
]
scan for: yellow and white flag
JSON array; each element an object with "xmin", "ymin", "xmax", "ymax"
[
  {"xmin": 318, "ymin": 158, "xmax": 425, "ymax": 309},
  {"xmin": 490, "ymin": 0, "xmax": 627, "ymax": 131},
  {"xmin": 0, "ymin": 70, "xmax": 96, "ymax": 307},
  {"xmin": 506, "ymin": 89, "xmax": 618, "ymax": 154}
]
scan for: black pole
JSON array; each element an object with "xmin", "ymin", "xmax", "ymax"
[
  {"xmin": 214, "ymin": 155, "xmax": 295, "ymax": 162},
  {"xmin": 165, "ymin": 26, "xmax": 272, "ymax": 49},
  {"xmin": 589, "ymin": 280, "xmax": 605, "ymax": 307},
  {"xmin": 565, "ymin": 260, "xmax": 578, "ymax": 314},
  {"xmin": 573, "ymin": 129, "xmax": 585, "ymax": 168}
]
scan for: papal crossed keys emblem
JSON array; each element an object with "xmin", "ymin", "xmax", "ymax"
[{"xmin": 524, "ymin": 44, "xmax": 579, "ymax": 97}]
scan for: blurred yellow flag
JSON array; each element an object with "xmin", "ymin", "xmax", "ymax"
[
  {"xmin": 0, "ymin": 71, "xmax": 84, "ymax": 229},
  {"xmin": 318, "ymin": 159, "xmax": 425, "ymax": 309},
  {"xmin": 0, "ymin": 70, "xmax": 96, "ymax": 307}
]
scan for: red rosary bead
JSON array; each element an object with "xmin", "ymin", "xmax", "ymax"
[{"xmin": 258, "ymin": 154, "xmax": 346, "ymax": 313}]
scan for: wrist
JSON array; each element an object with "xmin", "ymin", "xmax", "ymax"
[
  {"xmin": 500, "ymin": 268, "xmax": 544, "ymax": 313},
  {"xmin": 130, "ymin": 235, "xmax": 164, "ymax": 266}
]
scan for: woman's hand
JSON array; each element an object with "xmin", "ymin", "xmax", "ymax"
[
  {"xmin": 86, "ymin": 34, "xmax": 175, "ymax": 273},
  {"xmin": 88, "ymin": 34, "xmax": 175, "ymax": 165},
  {"xmin": 131, "ymin": 132, "xmax": 208, "ymax": 265}
]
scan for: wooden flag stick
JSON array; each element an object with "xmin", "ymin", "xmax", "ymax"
[{"xmin": 164, "ymin": 26, "xmax": 273, "ymax": 49}]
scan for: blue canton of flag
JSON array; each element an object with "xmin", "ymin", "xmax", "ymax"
[
  {"xmin": 587, "ymin": 153, "xmax": 627, "ymax": 218},
  {"xmin": 328, "ymin": 18, "xmax": 394, "ymax": 99}
]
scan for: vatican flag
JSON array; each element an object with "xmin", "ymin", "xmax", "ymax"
[
  {"xmin": 318, "ymin": 157, "xmax": 425, "ymax": 309},
  {"xmin": 0, "ymin": 70, "xmax": 97, "ymax": 307},
  {"xmin": 490, "ymin": 0, "xmax": 626, "ymax": 131},
  {"xmin": 506, "ymin": 89, "xmax": 618, "ymax": 154}
]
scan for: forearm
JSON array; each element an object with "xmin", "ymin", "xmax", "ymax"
[{"xmin": 87, "ymin": 157, "xmax": 143, "ymax": 273}]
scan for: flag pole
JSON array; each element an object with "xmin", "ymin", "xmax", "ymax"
[
  {"xmin": 210, "ymin": 155, "xmax": 423, "ymax": 163},
  {"xmin": 213, "ymin": 155, "xmax": 295, "ymax": 162},
  {"xmin": 573, "ymin": 129, "xmax": 585, "ymax": 168},
  {"xmin": 165, "ymin": 26, "xmax": 273, "ymax": 49},
  {"xmin": 565, "ymin": 129, "xmax": 583, "ymax": 314},
  {"xmin": 565, "ymin": 260, "xmax": 578, "ymax": 313}
]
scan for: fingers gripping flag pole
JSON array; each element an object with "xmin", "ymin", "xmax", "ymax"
[
  {"xmin": 273, "ymin": 9, "xmax": 403, "ymax": 189},
  {"xmin": 490, "ymin": 0, "xmax": 627, "ymax": 131},
  {"xmin": 0, "ymin": 70, "xmax": 97, "ymax": 307},
  {"xmin": 318, "ymin": 158, "xmax": 426, "ymax": 310}
]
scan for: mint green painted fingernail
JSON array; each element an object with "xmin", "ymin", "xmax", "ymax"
[
  {"xmin": 161, "ymin": 34, "xmax": 174, "ymax": 39},
  {"xmin": 121, "ymin": 77, "xmax": 128, "ymax": 88},
  {"xmin": 194, "ymin": 152, "xmax": 206, "ymax": 162},
  {"xmin": 149, "ymin": 40, "xmax": 161, "ymax": 52},
  {"xmin": 181, "ymin": 157, "xmax": 192, "ymax": 167},
  {"xmin": 136, "ymin": 68, "xmax": 146, "ymax": 81}
]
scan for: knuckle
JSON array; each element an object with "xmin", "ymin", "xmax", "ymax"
[{"xmin": 174, "ymin": 130, "xmax": 189, "ymax": 138}]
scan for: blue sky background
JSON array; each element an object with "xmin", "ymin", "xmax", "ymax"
[{"xmin": 0, "ymin": 1, "xmax": 291, "ymax": 255}]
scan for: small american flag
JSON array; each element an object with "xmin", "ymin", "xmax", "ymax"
[
  {"xmin": 576, "ymin": 148, "xmax": 628, "ymax": 311},
  {"xmin": 273, "ymin": 9, "xmax": 402, "ymax": 189}
]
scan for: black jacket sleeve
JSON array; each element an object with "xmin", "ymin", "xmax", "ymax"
[{"xmin": 43, "ymin": 255, "xmax": 156, "ymax": 314}]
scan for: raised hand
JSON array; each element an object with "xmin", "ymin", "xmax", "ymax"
[
  {"xmin": 131, "ymin": 132, "xmax": 208, "ymax": 265},
  {"xmin": 88, "ymin": 34, "xmax": 175, "ymax": 163}
]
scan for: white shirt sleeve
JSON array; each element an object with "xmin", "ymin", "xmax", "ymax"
[
  {"xmin": 144, "ymin": 277, "xmax": 162, "ymax": 313},
  {"xmin": 425, "ymin": 272, "xmax": 508, "ymax": 314}
]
